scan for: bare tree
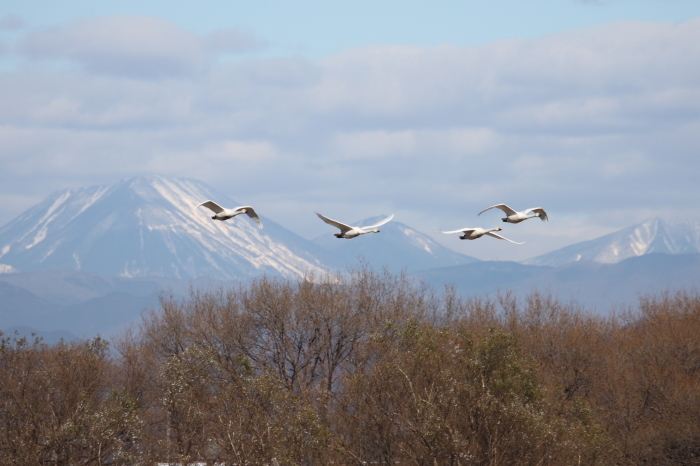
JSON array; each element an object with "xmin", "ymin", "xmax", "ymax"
[
  {"xmin": 7, "ymin": 269, "xmax": 700, "ymax": 464},
  {"xmin": 0, "ymin": 334, "xmax": 141, "ymax": 464}
]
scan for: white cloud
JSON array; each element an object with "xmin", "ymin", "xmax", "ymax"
[
  {"xmin": 204, "ymin": 29, "xmax": 267, "ymax": 55},
  {"xmin": 306, "ymin": 19, "xmax": 700, "ymax": 137},
  {"xmin": 335, "ymin": 130, "xmax": 417, "ymax": 159},
  {"xmin": 213, "ymin": 140, "xmax": 279, "ymax": 163},
  {"xmin": 601, "ymin": 151, "xmax": 652, "ymax": 178},
  {"xmin": 18, "ymin": 15, "xmax": 264, "ymax": 78},
  {"xmin": 0, "ymin": 14, "xmax": 25, "ymax": 31},
  {"xmin": 442, "ymin": 128, "xmax": 500, "ymax": 155},
  {"xmin": 334, "ymin": 127, "xmax": 498, "ymax": 160}
]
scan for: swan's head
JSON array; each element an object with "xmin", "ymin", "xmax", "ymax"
[
  {"xmin": 495, "ymin": 227, "xmax": 502, "ymax": 231},
  {"xmin": 241, "ymin": 208, "xmax": 247, "ymax": 213},
  {"xmin": 373, "ymin": 229, "xmax": 380, "ymax": 233}
]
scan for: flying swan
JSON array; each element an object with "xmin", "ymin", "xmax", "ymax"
[
  {"xmin": 478, "ymin": 204, "xmax": 548, "ymax": 223},
  {"xmin": 197, "ymin": 200, "xmax": 263, "ymax": 229},
  {"xmin": 316, "ymin": 212, "xmax": 394, "ymax": 239},
  {"xmin": 440, "ymin": 227, "xmax": 524, "ymax": 244}
]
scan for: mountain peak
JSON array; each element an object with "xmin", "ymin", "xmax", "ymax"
[{"xmin": 0, "ymin": 176, "xmax": 328, "ymax": 280}]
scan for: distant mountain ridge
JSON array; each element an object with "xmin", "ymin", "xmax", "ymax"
[
  {"xmin": 0, "ymin": 270, "xmax": 185, "ymax": 338},
  {"xmin": 417, "ymin": 253, "xmax": 700, "ymax": 312},
  {"xmin": 0, "ymin": 176, "xmax": 478, "ymax": 279},
  {"xmin": 523, "ymin": 218, "xmax": 700, "ymax": 267},
  {"xmin": 5, "ymin": 253, "xmax": 700, "ymax": 339}
]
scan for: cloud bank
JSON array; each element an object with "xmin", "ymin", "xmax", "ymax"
[
  {"xmin": 1, "ymin": 15, "xmax": 699, "ymax": 260},
  {"xmin": 0, "ymin": 13, "xmax": 25, "ymax": 31},
  {"xmin": 18, "ymin": 15, "xmax": 265, "ymax": 77}
]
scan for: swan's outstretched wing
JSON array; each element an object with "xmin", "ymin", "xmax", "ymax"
[
  {"xmin": 236, "ymin": 206, "xmax": 263, "ymax": 229},
  {"xmin": 478, "ymin": 204, "xmax": 517, "ymax": 217},
  {"xmin": 485, "ymin": 231, "xmax": 524, "ymax": 244},
  {"xmin": 527, "ymin": 207, "xmax": 548, "ymax": 222},
  {"xmin": 440, "ymin": 228, "xmax": 476, "ymax": 235},
  {"xmin": 198, "ymin": 200, "xmax": 225, "ymax": 214},
  {"xmin": 316, "ymin": 212, "xmax": 353, "ymax": 233},
  {"xmin": 363, "ymin": 214, "xmax": 395, "ymax": 230}
]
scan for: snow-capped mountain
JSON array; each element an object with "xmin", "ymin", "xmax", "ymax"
[
  {"xmin": 313, "ymin": 216, "xmax": 479, "ymax": 273},
  {"xmin": 0, "ymin": 176, "xmax": 329, "ymax": 280},
  {"xmin": 523, "ymin": 218, "xmax": 700, "ymax": 267}
]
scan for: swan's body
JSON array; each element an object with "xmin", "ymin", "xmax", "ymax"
[
  {"xmin": 440, "ymin": 227, "xmax": 523, "ymax": 244},
  {"xmin": 478, "ymin": 204, "xmax": 548, "ymax": 224},
  {"xmin": 197, "ymin": 200, "xmax": 263, "ymax": 229},
  {"xmin": 316, "ymin": 212, "xmax": 394, "ymax": 239}
]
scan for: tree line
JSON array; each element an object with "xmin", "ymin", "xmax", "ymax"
[{"xmin": 1, "ymin": 267, "xmax": 699, "ymax": 464}]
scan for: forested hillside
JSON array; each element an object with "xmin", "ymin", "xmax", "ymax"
[{"xmin": 1, "ymin": 268, "xmax": 699, "ymax": 464}]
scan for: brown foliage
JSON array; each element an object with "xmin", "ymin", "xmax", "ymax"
[
  {"xmin": 500, "ymin": 289, "xmax": 700, "ymax": 464},
  {"xmin": 0, "ymin": 335, "xmax": 141, "ymax": 464},
  {"xmin": 2, "ymin": 268, "xmax": 700, "ymax": 464}
]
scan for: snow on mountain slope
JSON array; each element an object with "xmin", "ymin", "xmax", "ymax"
[
  {"xmin": 523, "ymin": 218, "xmax": 700, "ymax": 267},
  {"xmin": 0, "ymin": 176, "xmax": 328, "ymax": 280}
]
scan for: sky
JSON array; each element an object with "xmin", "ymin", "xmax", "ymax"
[{"xmin": 1, "ymin": 0, "xmax": 699, "ymax": 261}]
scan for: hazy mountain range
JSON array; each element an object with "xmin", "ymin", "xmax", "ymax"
[
  {"xmin": 1, "ymin": 176, "xmax": 700, "ymax": 339},
  {"xmin": 524, "ymin": 217, "xmax": 700, "ymax": 267},
  {"xmin": 416, "ymin": 253, "xmax": 700, "ymax": 312}
]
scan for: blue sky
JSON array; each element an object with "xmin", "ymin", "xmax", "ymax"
[
  {"xmin": 5, "ymin": 1, "xmax": 699, "ymax": 56},
  {"xmin": 1, "ymin": 1, "xmax": 700, "ymax": 261}
]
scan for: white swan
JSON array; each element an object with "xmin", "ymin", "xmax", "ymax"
[
  {"xmin": 440, "ymin": 227, "xmax": 524, "ymax": 244},
  {"xmin": 197, "ymin": 200, "xmax": 263, "ymax": 229},
  {"xmin": 478, "ymin": 204, "xmax": 548, "ymax": 223},
  {"xmin": 316, "ymin": 212, "xmax": 394, "ymax": 239}
]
